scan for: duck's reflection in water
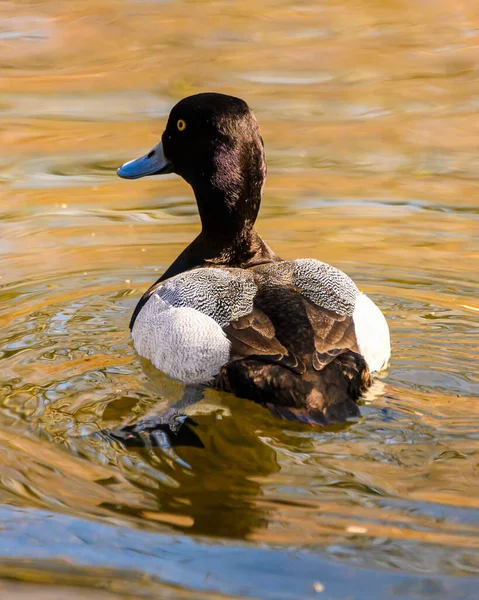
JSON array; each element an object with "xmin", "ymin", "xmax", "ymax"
[{"xmin": 94, "ymin": 366, "xmax": 280, "ymax": 539}]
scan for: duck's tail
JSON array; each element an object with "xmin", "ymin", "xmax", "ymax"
[{"xmin": 215, "ymin": 350, "xmax": 371, "ymax": 426}]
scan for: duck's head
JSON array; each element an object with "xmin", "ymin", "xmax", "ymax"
[{"xmin": 118, "ymin": 93, "xmax": 266, "ymax": 235}]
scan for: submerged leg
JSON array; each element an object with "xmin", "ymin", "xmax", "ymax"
[{"xmin": 101, "ymin": 384, "xmax": 206, "ymax": 449}]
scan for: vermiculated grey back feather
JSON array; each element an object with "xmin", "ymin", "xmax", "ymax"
[
  {"xmin": 158, "ymin": 267, "xmax": 257, "ymax": 327},
  {"xmin": 154, "ymin": 260, "xmax": 359, "ymax": 327},
  {"xmin": 253, "ymin": 259, "xmax": 359, "ymax": 316},
  {"xmin": 292, "ymin": 259, "xmax": 359, "ymax": 316}
]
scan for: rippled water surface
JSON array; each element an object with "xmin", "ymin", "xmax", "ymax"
[{"xmin": 1, "ymin": 0, "xmax": 478, "ymax": 598}]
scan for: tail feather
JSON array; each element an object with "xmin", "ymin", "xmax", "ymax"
[{"xmin": 216, "ymin": 350, "xmax": 369, "ymax": 425}]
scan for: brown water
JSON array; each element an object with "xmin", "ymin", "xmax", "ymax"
[{"xmin": 1, "ymin": 0, "xmax": 478, "ymax": 598}]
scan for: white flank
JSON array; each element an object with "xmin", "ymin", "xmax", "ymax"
[
  {"xmin": 353, "ymin": 293, "xmax": 390, "ymax": 373},
  {"xmin": 132, "ymin": 293, "xmax": 231, "ymax": 384}
]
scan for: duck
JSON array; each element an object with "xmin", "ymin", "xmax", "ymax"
[{"xmin": 117, "ymin": 92, "xmax": 390, "ymax": 427}]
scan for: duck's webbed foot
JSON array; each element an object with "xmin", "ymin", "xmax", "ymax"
[
  {"xmin": 98, "ymin": 385, "xmax": 206, "ymax": 451},
  {"xmin": 105, "ymin": 413, "xmax": 204, "ymax": 449}
]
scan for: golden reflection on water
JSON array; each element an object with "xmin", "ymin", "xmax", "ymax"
[{"xmin": 0, "ymin": 0, "xmax": 478, "ymax": 598}]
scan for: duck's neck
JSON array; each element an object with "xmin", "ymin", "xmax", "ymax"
[
  {"xmin": 162, "ymin": 228, "xmax": 277, "ymax": 281},
  {"xmin": 159, "ymin": 185, "xmax": 277, "ymax": 281},
  {"xmin": 130, "ymin": 214, "xmax": 277, "ymax": 330},
  {"xmin": 198, "ymin": 224, "xmax": 276, "ymax": 267},
  {"xmin": 196, "ymin": 179, "xmax": 260, "ymax": 258}
]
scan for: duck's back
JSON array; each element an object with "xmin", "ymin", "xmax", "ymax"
[{"xmin": 131, "ymin": 259, "xmax": 390, "ymax": 424}]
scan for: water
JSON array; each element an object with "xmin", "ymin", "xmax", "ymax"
[{"xmin": 1, "ymin": 0, "xmax": 478, "ymax": 598}]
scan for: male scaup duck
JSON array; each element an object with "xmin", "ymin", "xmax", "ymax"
[{"xmin": 118, "ymin": 92, "xmax": 390, "ymax": 427}]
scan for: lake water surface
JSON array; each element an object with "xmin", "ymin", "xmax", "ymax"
[{"xmin": 0, "ymin": 0, "xmax": 478, "ymax": 598}]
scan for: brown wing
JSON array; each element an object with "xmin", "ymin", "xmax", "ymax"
[
  {"xmin": 216, "ymin": 283, "xmax": 371, "ymax": 425},
  {"xmin": 302, "ymin": 301, "xmax": 359, "ymax": 370},
  {"xmin": 224, "ymin": 307, "xmax": 306, "ymax": 374}
]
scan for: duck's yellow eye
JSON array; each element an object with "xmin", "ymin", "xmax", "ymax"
[{"xmin": 177, "ymin": 119, "xmax": 186, "ymax": 131}]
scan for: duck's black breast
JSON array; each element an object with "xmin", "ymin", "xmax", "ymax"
[{"xmin": 131, "ymin": 259, "xmax": 371, "ymax": 425}]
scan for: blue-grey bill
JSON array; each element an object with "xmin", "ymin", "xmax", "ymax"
[{"xmin": 117, "ymin": 141, "xmax": 173, "ymax": 179}]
